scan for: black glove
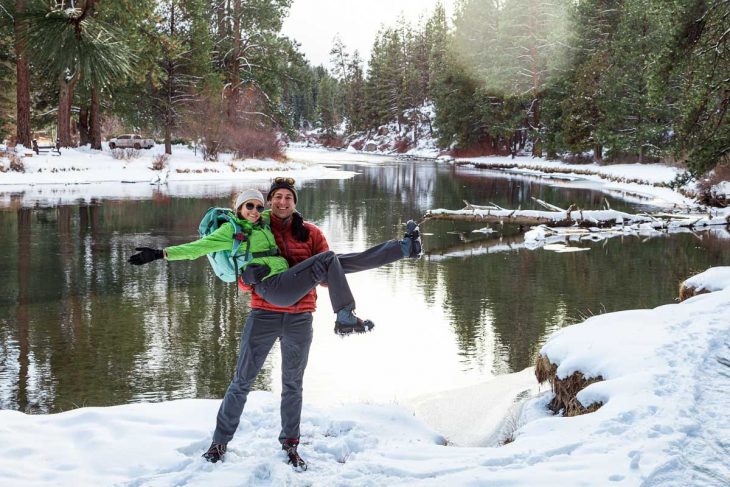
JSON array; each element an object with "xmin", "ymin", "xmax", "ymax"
[
  {"xmin": 241, "ymin": 264, "xmax": 270, "ymax": 285},
  {"xmin": 128, "ymin": 247, "xmax": 164, "ymax": 265}
]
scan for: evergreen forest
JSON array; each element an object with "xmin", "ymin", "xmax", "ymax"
[{"xmin": 0, "ymin": 0, "xmax": 728, "ymax": 176}]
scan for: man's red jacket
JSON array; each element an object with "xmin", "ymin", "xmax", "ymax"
[{"xmin": 238, "ymin": 212, "xmax": 329, "ymax": 313}]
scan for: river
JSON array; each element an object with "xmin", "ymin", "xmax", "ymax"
[{"xmin": 1, "ymin": 156, "xmax": 728, "ymax": 414}]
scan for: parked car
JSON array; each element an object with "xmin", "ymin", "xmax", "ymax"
[{"xmin": 108, "ymin": 134, "xmax": 154, "ymax": 150}]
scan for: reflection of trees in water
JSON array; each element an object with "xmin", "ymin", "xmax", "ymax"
[
  {"xmin": 433, "ymin": 232, "xmax": 730, "ymax": 373},
  {"xmin": 17, "ymin": 209, "xmax": 30, "ymax": 412},
  {"xmin": 0, "ymin": 204, "xmax": 271, "ymax": 413}
]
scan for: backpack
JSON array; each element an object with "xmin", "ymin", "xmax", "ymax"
[{"xmin": 198, "ymin": 207, "xmax": 252, "ymax": 283}]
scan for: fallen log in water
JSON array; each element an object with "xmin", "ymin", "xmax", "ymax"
[{"xmin": 423, "ymin": 200, "xmax": 730, "ymax": 230}]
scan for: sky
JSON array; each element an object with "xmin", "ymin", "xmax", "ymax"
[{"xmin": 282, "ymin": 0, "xmax": 456, "ymax": 69}]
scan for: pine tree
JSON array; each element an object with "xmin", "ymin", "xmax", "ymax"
[
  {"xmin": 25, "ymin": 0, "xmax": 133, "ymax": 147},
  {"xmin": 328, "ymin": 35, "xmax": 349, "ymax": 129},
  {"xmin": 557, "ymin": 0, "xmax": 624, "ymax": 161},
  {"xmin": 452, "ymin": 0, "xmax": 505, "ymax": 93},
  {"xmin": 500, "ymin": 0, "xmax": 570, "ymax": 157},
  {"xmin": 143, "ymin": 0, "xmax": 212, "ymax": 154},
  {"xmin": 596, "ymin": 0, "xmax": 673, "ymax": 163},
  {"xmin": 344, "ymin": 51, "xmax": 366, "ymax": 132},
  {"xmin": 12, "ymin": 0, "xmax": 31, "ymax": 147},
  {"xmin": 660, "ymin": 0, "xmax": 730, "ymax": 175},
  {"xmin": 316, "ymin": 71, "xmax": 339, "ymax": 137},
  {"xmin": 364, "ymin": 30, "xmax": 389, "ymax": 128},
  {"xmin": 279, "ymin": 42, "xmax": 317, "ymax": 131},
  {"xmin": 0, "ymin": 4, "xmax": 15, "ymax": 142}
]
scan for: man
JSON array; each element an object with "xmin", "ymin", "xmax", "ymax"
[{"xmin": 203, "ymin": 177, "xmax": 421, "ymax": 468}]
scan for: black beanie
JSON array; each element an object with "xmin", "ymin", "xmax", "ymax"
[{"xmin": 267, "ymin": 178, "xmax": 298, "ymax": 203}]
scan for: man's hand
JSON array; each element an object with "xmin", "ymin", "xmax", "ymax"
[
  {"xmin": 242, "ymin": 264, "xmax": 270, "ymax": 285},
  {"xmin": 128, "ymin": 247, "xmax": 164, "ymax": 265}
]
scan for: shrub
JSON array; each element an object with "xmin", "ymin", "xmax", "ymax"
[
  {"xmin": 695, "ymin": 164, "xmax": 730, "ymax": 207},
  {"xmin": 561, "ymin": 153, "xmax": 594, "ymax": 165},
  {"xmin": 169, "ymin": 137, "xmax": 190, "ymax": 146},
  {"xmin": 150, "ymin": 153, "xmax": 169, "ymax": 171},
  {"xmin": 535, "ymin": 354, "xmax": 604, "ymax": 416},
  {"xmin": 231, "ymin": 126, "xmax": 284, "ymax": 160},
  {"xmin": 318, "ymin": 133, "xmax": 345, "ymax": 149},
  {"xmin": 111, "ymin": 148, "xmax": 140, "ymax": 160},
  {"xmin": 666, "ymin": 170, "xmax": 694, "ymax": 190},
  {"xmin": 393, "ymin": 137, "xmax": 411, "ymax": 154},
  {"xmin": 9, "ymin": 153, "xmax": 25, "ymax": 172},
  {"xmin": 182, "ymin": 83, "xmax": 283, "ymax": 161}
]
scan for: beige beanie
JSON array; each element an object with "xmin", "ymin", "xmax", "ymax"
[{"xmin": 235, "ymin": 189, "xmax": 265, "ymax": 210}]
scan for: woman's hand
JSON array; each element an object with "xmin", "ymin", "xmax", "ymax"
[{"xmin": 128, "ymin": 247, "xmax": 164, "ymax": 265}]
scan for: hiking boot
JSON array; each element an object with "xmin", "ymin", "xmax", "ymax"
[
  {"xmin": 202, "ymin": 442, "xmax": 227, "ymax": 463},
  {"xmin": 282, "ymin": 439, "xmax": 307, "ymax": 471},
  {"xmin": 334, "ymin": 308, "xmax": 374, "ymax": 335},
  {"xmin": 402, "ymin": 220, "xmax": 422, "ymax": 258}
]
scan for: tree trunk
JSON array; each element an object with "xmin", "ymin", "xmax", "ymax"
[
  {"xmin": 78, "ymin": 105, "xmax": 90, "ymax": 146},
  {"xmin": 164, "ymin": 2, "xmax": 175, "ymax": 155},
  {"xmin": 165, "ymin": 123, "xmax": 172, "ymax": 154},
  {"xmin": 90, "ymin": 87, "xmax": 101, "ymax": 149},
  {"xmin": 58, "ymin": 74, "xmax": 79, "ymax": 147},
  {"xmin": 531, "ymin": 98, "xmax": 542, "ymax": 158},
  {"xmin": 594, "ymin": 143, "xmax": 603, "ymax": 163},
  {"xmin": 527, "ymin": 4, "xmax": 542, "ymax": 159},
  {"xmin": 226, "ymin": 0, "xmax": 242, "ymax": 121},
  {"xmin": 14, "ymin": 0, "xmax": 31, "ymax": 148}
]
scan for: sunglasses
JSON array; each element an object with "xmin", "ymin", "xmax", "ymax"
[
  {"xmin": 274, "ymin": 176, "xmax": 295, "ymax": 185},
  {"xmin": 244, "ymin": 202, "xmax": 265, "ymax": 212}
]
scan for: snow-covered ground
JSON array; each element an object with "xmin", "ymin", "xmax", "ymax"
[
  {"xmin": 1, "ymin": 268, "xmax": 728, "ymax": 486},
  {"xmin": 0, "ymin": 144, "xmax": 354, "ymax": 206},
  {"xmin": 3, "ymin": 143, "xmax": 727, "ymax": 212},
  {"xmin": 2, "ymin": 144, "xmax": 729, "ymax": 484},
  {"xmin": 452, "ymin": 155, "xmax": 700, "ymax": 209}
]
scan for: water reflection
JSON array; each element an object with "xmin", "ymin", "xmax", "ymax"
[{"xmin": 0, "ymin": 160, "xmax": 728, "ymax": 413}]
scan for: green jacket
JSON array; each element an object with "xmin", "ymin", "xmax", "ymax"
[{"xmin": 164, "ymin": 211, "xmax": 288, "ymax": 280}]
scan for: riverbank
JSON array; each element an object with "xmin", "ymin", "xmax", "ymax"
[
  {"xmin": 451, "ymin": 155, "xmax": 708, "ymax": 210},
  {"xmin": 0, "ymin": 145, "xmax": 356, "ymax": 206},
  {"xmin": 2, "ymin": 145, "xmax": 727, "ymax": 211},
  {"xmin": 1, "ymin": 268, "xmax": 728, "ymax": 485}
]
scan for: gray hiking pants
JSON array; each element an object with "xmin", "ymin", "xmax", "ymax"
[
  {"xmin": 255, "ymin": 240, "xmax": 406, "ymax": 312},
  {"xmin": 212, "ymin": 309, "xmax": 313, "ymax": 445},
  {"xmin": 338, "ymin": 239, "xmax": 405, "ymax": 274},
  {"xmin": 255, "ymin": 250, "xmax": 355, "ymax": 312}
]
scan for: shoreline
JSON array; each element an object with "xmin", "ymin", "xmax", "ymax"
[{"xmin": 3, "ymin": 145, "xmax": 722, "ymax": 212}]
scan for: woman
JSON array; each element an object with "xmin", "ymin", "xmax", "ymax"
[{"xmin": 128, "ymin": 188, "xmax": 373, "ymax": 332}]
